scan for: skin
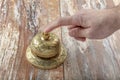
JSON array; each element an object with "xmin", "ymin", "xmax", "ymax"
[{"xmin": 44, "ymin": 5, "xmax": 120, "ymax": 41}]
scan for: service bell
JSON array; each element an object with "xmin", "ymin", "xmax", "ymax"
[{"xmin": 26, "ymin": 32, "xmax": 67, "ymax": 69}]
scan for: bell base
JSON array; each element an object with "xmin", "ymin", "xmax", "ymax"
[{"xmin": 26, "ymin": 46, "xmax": 67, "ymax": 70}]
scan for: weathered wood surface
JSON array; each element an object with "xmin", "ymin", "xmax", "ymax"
[
  {"xmin": 0, "ymin": 0, "xmax": 63, "ymax": 80},
  {"xmin": 61, "ymin": 0, "xmax": 120, "ymax": 80},
  {"xmin": 0, "ymin": 0, "xmax": 120, "ymax": 80}
]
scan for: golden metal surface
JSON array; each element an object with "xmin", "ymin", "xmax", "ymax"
[
  {"xmin": 41, "ymin": 32, "xmax": 50, "ymax": 40},
  {"xmin": 30, "ymin": 32, "xmax": 60, "ymax": 58},
  {"xmin": 26, "ymin": 32, "xmax": 67, "ymax": 69},
  {"xmin": 26, "ymin": 46, "xmax": 67, "ymax": 69}
]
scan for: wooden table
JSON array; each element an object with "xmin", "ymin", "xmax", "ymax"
[{"xmin": 0, "ymin": 0, "xmax": 120, "ymax": 80}]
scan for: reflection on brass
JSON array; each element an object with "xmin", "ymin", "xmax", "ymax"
[
  {"xmin": 26, "ymin": 32, "xmax": 67, "ymax": 69},
  {"xmin": 41, "ymin": 32, "xmax": 50, "ymax": 40}
]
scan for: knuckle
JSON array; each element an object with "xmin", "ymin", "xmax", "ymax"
[
  {"xmin": 69, "ymin": 28, "xmax": 78, "ymax": 37},
  {"xmin": 74, "ymin": 28, "xmax": 79, "ymax": 34}
]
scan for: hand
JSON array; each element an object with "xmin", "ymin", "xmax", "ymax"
[{"xmin": 44, "ymin": 8, "xmax": 120, "ymax": 41}]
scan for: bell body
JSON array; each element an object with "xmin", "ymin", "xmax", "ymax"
[
  {"xmin": 30, "ymin": 33, "xmax": 60, "ymax": 58},
  {"xmin": 26, "ymin": 32, "xmax": 67, "ymax": 69}
]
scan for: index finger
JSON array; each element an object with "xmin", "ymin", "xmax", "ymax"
[{"xmin": 44, "ymin": 16, "xmax": 75, "ymax": 33}]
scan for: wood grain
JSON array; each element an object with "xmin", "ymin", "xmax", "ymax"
[
  {"xmin": 0, "ymin": 0, "xmax": 120, "ymax": 80},
  {"xmin": 0, "ymin": 0, "xmax": 63, "ymax": 80},
  {"xmin": 60, "ymin": 0, "xmax": 120, "ymax": 80}
]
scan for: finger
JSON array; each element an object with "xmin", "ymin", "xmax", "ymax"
[
  {"xmin": 69, "ymin": 27, "xmax": 88, "ymax": 37},
  {"xmin": 74, "ymin": 37, "xmax": 86, "ymax": 41},
  {"xmin": 44, "ymin": 15, "xmax": 79, "ymax": 33}
]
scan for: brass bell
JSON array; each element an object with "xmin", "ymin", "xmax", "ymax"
[{"xmin": 26, "ymin": 32, "xmax": 67, "ymax": 69}]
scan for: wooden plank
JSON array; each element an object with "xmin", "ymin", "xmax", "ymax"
[
  {"xmin": 60, "ymin": 0, "xmax": 120, "ymax": 80},
  {"xmin": 0, "ymin": 0, "xmax": 63, "ymax": 80}
]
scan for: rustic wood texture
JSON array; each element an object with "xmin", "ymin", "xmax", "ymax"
[
  {"xmin": 0, "ymin": 0, "xmax": 63, "ymax": 80},
  {"xmin": 0, "ymin": 0, "xmax": 120, "ymax": 80},
  {"xmin": 61, "ymin": 0, "xmax": 120, "ymax": 80}
]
